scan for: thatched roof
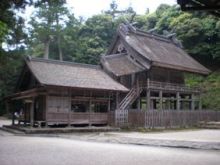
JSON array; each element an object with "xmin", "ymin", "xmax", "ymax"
[
  {"xmin": 106, "ymin": 23, "xmax": 211, "ymax": 75},
  {"xmin": 25, "ymin": 57, "xmax": 128, "ymax": 92},
  {"xmin": 101, "ymin": 53, "xmax": 145, "ymax": 76}
]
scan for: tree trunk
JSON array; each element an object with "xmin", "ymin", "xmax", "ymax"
[
  {"xmin": 44, "ymin": 38, "xmax": 50, "ymax": 59},
  {"xmin": 58, "ymin": 35, "xmax": 63, "ymax": 61},
  {"xmin": 55, "ymin": 12, "xmax": 63, "ymax": 61}
]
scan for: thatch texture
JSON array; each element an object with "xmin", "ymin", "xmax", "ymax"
[
  {"xmin": 124, "ymin": 30, "xmax": 210, "ymax": 74},
  {"xmin": 26, "ymin": 58, "xmax": 128, "ymax": 91},
  {"xmin": 107, "ymin": 24, "xmax": 211, "ymax": 75},
  {"xmin": 101, "ymin": 53, "xmax": 145, "ymax": 76}
]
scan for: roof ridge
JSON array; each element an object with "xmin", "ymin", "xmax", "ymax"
[
  {"xmin": 135, "ymin": 29, "xmax": 171, "ymax": 42},
  {"xmin": 27, "ymin": 57, "xmax": 100, "ymax": 69},
  {"xmin": 118, "ymin": 23, "xmax": 172, "ymax": 43}
]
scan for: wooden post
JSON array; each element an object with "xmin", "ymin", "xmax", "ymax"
[
  {"xmin": 45, "ymin": 95, "xmax": 48, "ymax": 127},
  {"xmin": 147, "ymin": 77, "xmax": 150, "ymax": 88},
  {"xmin": 137, "ymin": 97, "xmax": 141, "ymax": 111},
  {"xmin": 146, "ymin": 90, "xmax": 151, "ymax": 111},
  {"xmin": 30, "ymin": 98, "xmax": 34, "ymax": 127},
  {"xmin": 131, "ymin": 73, "xmax": 135, "ymax": 86},
  {"xmin": 68, "ymin": 88, "xmax": 71, "ymax": 127},
  {"xmin": 159, "ymin": 90, "xmax": 163, "ymax": 110},
  {"xmin": 108, "ymin": 92, "xmax": 111, "ymax": 112},
  {"xmin": 116, "ymin": 92, "xmax": 119, "ymax": 109},
  {"xmin": 176, "ymin": 92, "xmax": 180, "ymax": 111},
  {"xmin": 89, "ymin": 99, "xmax": 92, "ymax": 127},
  {"xmin": 191, "ymin": 94, "xmax": 195, "ymax": 111},
  {"xmin": 12, "ymin": 107, "xmax": 15, "ymax": 126},
  {"xmin": 24, "ymin": 104, "xmax": 27, "ymax": 126},
  {"xmin": 199, "ymin": 94, "xmax": 202, "ymax": 110}
]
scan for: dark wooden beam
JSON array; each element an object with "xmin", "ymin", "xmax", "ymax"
[
  {"xmin": 12, "ymin": 92, "xmax": 47, "ymax": 100},
  {"xmin": 5, "ymin": 87, "xmax": 46, "ymax": 100}
]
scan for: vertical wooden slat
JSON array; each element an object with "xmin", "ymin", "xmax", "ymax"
[
  {"xmin": 30, "ymin": 98, "xmax": 34, "ymax": 127},
  {"xmin": 127, "ymin": 110, "xmax": 220, "ymax": 128}
]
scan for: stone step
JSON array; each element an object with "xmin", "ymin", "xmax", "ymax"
[
  {"xmin": 198, "ymin": 121, "xmax": 220, "ymax": 129},
  {"xmin": 2, "ymin": 125, "xmax": 120, "ymax": 134},
  {"xmin": 1, "ymin": 126, "xmax": 25, "ymax": 135}
]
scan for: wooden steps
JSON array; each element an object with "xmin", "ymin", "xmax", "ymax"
[{"xmin": 119, "ymin": 86, "xmax": 143, "ymax": 110}]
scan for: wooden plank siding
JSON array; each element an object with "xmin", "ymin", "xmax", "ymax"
[{"xmin": 46, "ymin": 112, "xmax": 108, "ymax": 125}]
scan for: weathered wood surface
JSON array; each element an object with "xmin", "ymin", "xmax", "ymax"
[
  {"xmin": 125, "ymin": 110, "xmax": 220, "ymax": 128},
  {"xmin": 47, "ymin": 112, "xmax": 108, "ymax": 124},
  {"xmin": 139, "ymin": 81, "xmax": 200, "ymax": 93}
]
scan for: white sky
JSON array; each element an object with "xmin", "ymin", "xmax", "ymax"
[
  {"xmin": 66, "ymin": 0, "xmax": 177, "ymax": 18},
  {"xmin": 22, "ymin": 0, "xmax": 177, "ymax": 21}
]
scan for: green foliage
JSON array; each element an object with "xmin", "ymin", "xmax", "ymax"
[
  {"xmin": 0, "ymin": 21, "xmax": 8, "ymax": 43},
  {"xmin": 0, "ymin": 0, "xmax": 30, "ymax": 115},
  {"xmin": 186, "ymin": 71, "xmax": 220, "ymax": 110},
  {"xmin": 27, "ymin": 0, "xmax": 70, "ymax": 59},
  {"xmin": 1, "ymin": 1, "xmax": 220, "ymax": 115},
  {"xmin": 75, "ymin": 14, "xmax": 116, "ymax": 64}
]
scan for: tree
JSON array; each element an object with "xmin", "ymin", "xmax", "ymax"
[
  {"xmin": 0, "ymin": 0, "xmax": 32, "ymax": 115},
  {"xmin": 76, "ymin": 14, "xmax": 115, "ymax": 64},
  {"xmin": 28, "ymin": 0, "xmax": 70, "ymax": 60}
]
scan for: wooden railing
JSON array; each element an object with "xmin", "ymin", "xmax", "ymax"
[
  {"xmin": 47, "ymin": 112, "xmax": 108, "ymax": 124},
  {"xmin": 118, "ymin": 85, "xmax": 143, "ymax": 110},
  {"xmin": 139, "ymin": 81, "xmax": 201, "ymax": 93}
]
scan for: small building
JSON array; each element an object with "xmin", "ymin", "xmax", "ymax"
[
  {"xmin": 6, "ymin": 23, "xmax": 213, "ymax": 127},
  {"xmin": 100, "ymin": 23, "xmax": 211, "ymax": 125},
  {"xmin": 6, "ymin": 57, "xmax": 128, "ymax": 126}
]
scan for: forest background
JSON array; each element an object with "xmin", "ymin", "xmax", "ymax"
[{"xmin": 0, "ymin": 0, "xmax": 219, "ymax": 115}]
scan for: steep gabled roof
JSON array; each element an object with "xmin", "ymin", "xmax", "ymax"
[
  {"xmin": 25, "ymin": 57, "xmax": 128, "ymax": 92},
  {"xmin": 101, "ymin": 53, "xmax": 145, "ymax": 76},
  {"xmin": 107, "ymin": 23, "xmax": 211, "ymax": 75}
]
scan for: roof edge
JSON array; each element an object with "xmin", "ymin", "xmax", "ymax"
[
  {"xmin": 153, "ymin": 61, "xmax": 211, "ymax": 75},
  {"xmin": 26, "ymin": 56, "xmax": 100, "ymax": 70},
  {"xmin": 44, "ymin": 84, "xmax": 129, "ymax": 92}
]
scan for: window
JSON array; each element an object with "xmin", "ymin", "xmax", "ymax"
[{"xmin": 71, "ymin": 100, "xmax": 88, "ymax": 112}]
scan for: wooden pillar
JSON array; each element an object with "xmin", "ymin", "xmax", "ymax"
[
  {"xmin": 68, "ymin": 91, "xmax": 71, "ymax": 127},
  {"xmin": 168, "ymin": 99, "xmax": 171, "ymax": 110},
  {"xmin": 146, "ymin": 90, "xmax": 151, "ymax": 111},
  {"xmin": 30, "ymin": 98, "xmax": 34, "ymax": 127},
  {"xmin": 176, "ymin": 92, "xmax": 180, "ymax": 111},
  {"xmin": 199, "ymin": 94, "xmax": 202, "ymax": 110},
  {"xmin": 116, "ymin": 92, "xmax": 119, "ymax": 109},
  {"xmin": 159, "ymin": 90, "xmax": 163, "ymax": 110},
  {"xmin": 108, "ymin": 93, "xmax": 111, "ymax": 112},
  {"xmin": 131, "ymin": 73, "xmax": 135, "ymax": 86},
  {"xmin": 147, "ymin": 78, "xmax": 150, "ymax": 88},
  {"xmin": 45, "ymin": 95, "xmax": 48, "ymax": 127},
  {"xmin": 137, "ymin": 97, "xmax": 141, "ymax": 110},
  {"xmin": 191, "ymin": 94, "xmax": 195, "ymax": 111},
  {"xmin": 24, "ymin": 104, "xmax": 27, "ymax": 126},
  {"xmin": 12, "ymin": 106, "xmax": 15, "ymax": 125},
  {"xmin": 89, "ymin": 99, "xmax": 92, "ymax": 126}
]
